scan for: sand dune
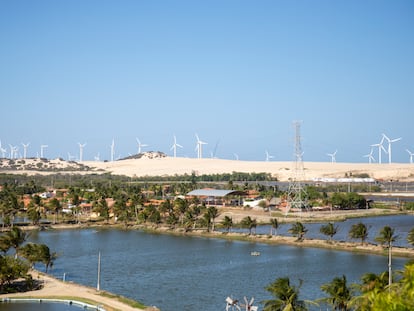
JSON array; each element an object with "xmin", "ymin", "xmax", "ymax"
[{"xmin": 83, "ymin": 157, "xmax": 414, "ymax": 182}]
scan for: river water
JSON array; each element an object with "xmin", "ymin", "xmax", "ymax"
[{"xmin": 13, "ymin": 214, "xmax": 410, "ymax": 311}]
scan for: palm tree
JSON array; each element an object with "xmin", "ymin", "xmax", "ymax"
[
  {"xmin": 207, "ymin": 206, "xmax": 219, "ymax": 231},
  {"xmin": 221, "ymin": 216, "xmax": 233, "ymax": 233},
  {"xmin": 348, "ymin": 222, "xmax": 368, "ymax": 245},
  {"xmin": 240, "ymin": 216, "xmax": 257, "ymax": 235},
  {"xmin": 270, "ymin": 218, "xmax": 279, "ymax": 236},
  {"xmin": 38, "ymin": 244, "xmax": 58, "ymax": 273},
  {"xmin": 262, "ymin": 277, "xmax": 308, "ymax": 311},
  {"xmin": 375, "ymin": 226, "xmax": 398, "ymax": 247},
  {"xmin": 320, "ymin": 222, "xmax": 338, "ymax": 242},
  {"xmin": 48, "ymin": 198, "xmax": 61, "ymax": 224},
  {"xmin": 289, "ymin": 222, "xmax": 308, "ymax": 242},
  {"xmin": 319, "ymin": 275, "xmax": 352, "ymax": 310},
  {"xmin": 358, "ymin": 271, "xmax": 389, "ymax": 295},
  {"xmin": 407, "ymin": 227, "xmax": 414, "ymax": 246},
  {"xmin": 375, "ymin": 226, "xmax": 398, "ymax": 287},
  {"xmin": 354, "ymin": 262, "xmax": 414, "ymax": 310}
]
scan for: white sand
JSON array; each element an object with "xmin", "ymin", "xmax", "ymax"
[{"xmin": 83, "ymin": 157, "xmax": 414, "ymax": 182}]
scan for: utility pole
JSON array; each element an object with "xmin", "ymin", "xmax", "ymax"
[
  {"xmin": 97, "ymin": 251, "xmax": 101, "ymax": 291},
  {"xmin": 286, "ymin": 121, "xmax": 307, "ymax": 216}
]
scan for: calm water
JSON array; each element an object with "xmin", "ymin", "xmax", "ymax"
[
  {"xmin": 0, "ymin": 301, "xmax": 85, "ymax": 311},
  {"xmin": 238, "ymin": 214, "xmax": 414, "ymax": 247},
  {"xmin": 22, "ymin": 214, "xmax": 413, "ymax": 311}
]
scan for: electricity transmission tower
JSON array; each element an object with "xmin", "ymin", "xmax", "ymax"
[{"xmin": 286, "ymin": 121, "xmax": 308, "ymax": 215}]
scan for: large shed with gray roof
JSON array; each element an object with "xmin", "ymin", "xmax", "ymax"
[{"xmin": 187, "ymin": 189, "xmax": 245, "ymax": 206}]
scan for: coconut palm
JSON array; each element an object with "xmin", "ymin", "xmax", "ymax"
[
  {"xmin": 289, "ymin": 222, "xmax": 308, "ymax": 242},
  {"xmin": 207, "ymin": 206, "xmax": 219, "ymax": 231},
  {"xmin": 319, "ymin": 275, "xmax": 352, "ymax": 311},
  {"xmin": 270, "ymin": 218, "xmax": 279, "ymax": 236},
  {"xmin": 375, "ymin": 226, "xmax": 398, "ymax": 247},
  {"xmin": 240, "ymin": 216, "xmax": 257, "ymax": 235},
  {"xmin": 262, "ymin": 277, "xmax": 308, "ymax": 311},
  {"xmin": 221, "ymin": 216, "xmax": 233, "ymax": 233},
  {"xmin": 348, "ymin": 222, "xmax": 368, "ymax": 245},
  {"xmin": 320, "ymin": 222, "xmax": 338, "ymax": 242},
  {"xmin": 375, "ymin": 226, "xmax": 398, "ymax": 287},
  {"xmin": 359, "ymin": 271, "xmax": 389, "ymax": 294}
]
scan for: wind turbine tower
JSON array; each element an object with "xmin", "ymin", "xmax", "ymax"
[
  {"xmin": 22, "ymin": 143, "xmax": 30, "ymax": 159},
  {"xmin": 0, "ymin": 141, "xmax": 6, "ymax": 158},
  {"xmin": 265, "ymin": 150, "xmax": 274, "ymax": 161},
  {"xmin": 110, "ymin": 139, "xmax": 115, "ymax": 162},
  {"xmin": 78, "ymin": 142, "xmax": 87, "ymax": 162},
  {"xmin": 326, "ymin": 150, "xmax": 337, "ymax": 163},
  {"xmin": 382, "ymin": 133, "xmax": 402, "ymax": 164},
  {"xmin": 286, "ymin": 121, "xmax": 307, "ymax": 215},
  {"xmin": 363, "ymin": 148, "xmax": 375, "ymax": 164},
  {"xmin": 371, "ymin": 136, "xmax": 387, "ymax": 164},
  {"xmin": 9, "ymin": 144, "xmax": 15, "ymax": 159},
  {"xmin": 407, "ymin": 149, "xmax": 414, "ymax": 164},
  {"xmin": 40, "ymin": 145, "xmax": 48, "ymax": 158},
  {"xmin": 136, "ymin": 138, "xmax": 148, "ymax": 154},
  {"xmin": 195, "ymin": 134, "xmax": 207, "ymax": 159},
  {"xmin": 170, "ymin": 135, "xmax": 183, "ymax": 158}
]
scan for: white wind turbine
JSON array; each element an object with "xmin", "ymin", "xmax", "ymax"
[
  {"xmin": 371, "ymin": 136, "xmax": 387, "ymax": 164},
  {"xmin": 170, "ymin": 135, "xmax": 183, "ymax": 158},
  {"xmin": 234, "ymin": 153, "xmax": 239, "ymax": 160},
  {"xmin": 94, "ymin": 152, "xmax": 100, "ymax": 161},
  {"xmin": 9, "ymin": 144, "xmax": 15, "ymax": 159},
  {"xmin": 9, "ymin": 145, "xmax": 19, "ymax": 159},
  {"xmin": 136, "ymin": 138, "xmax": 148, "ymax": 154},
  {"xmin": 363, "ymin": 148, "xmax": 375, "ymax": 164},
  {"xmin": 40, "ymin": 145, "xmax": 48, "ymax": 158},
  {"xmin": 78, "ymin": 142, "xmax": 87, "ymax": 162},
  {"xmin": 110, "ymin": 139, "xmax": 115, "ymax": 162},
  {"xmin": 382, "ymin": 133, "xmax": 402, "ymax": 164},
  {"xmin": 195, "ymin": 134, "xmax": 207, "ymax": 159},
  {"xmin": 67, "ymin": 152, "xmax": 76, "ymax": 161},
  {"xmin": 326, "ymin": 150, "xmax": 337, "ymax": 163},
  {"xmin": 406, "ymin": 149, "xmax": 414, "ymax": 164},
  {"xmin": 265, "ymin": 150, "xmax": 274, "ymax": 161},
  {"xmin": 0, "ymin": 140, "xmax": 6, "ymax": 158},
  {"xmin": 21, "ymin": 142, "xmax": 30, "ymax": 159}
]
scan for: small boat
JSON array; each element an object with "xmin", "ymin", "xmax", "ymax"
[{"xmin": 250, "ymin": 251, "xmax": 261, "ymax": 256}]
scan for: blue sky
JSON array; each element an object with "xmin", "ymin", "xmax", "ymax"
[{"xmin": 1, "ymin": 1, "xmax": 413, "ymax": 163}]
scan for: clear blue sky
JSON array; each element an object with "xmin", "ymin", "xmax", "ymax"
[{"xmin": 1, "ymin": 0, "xmax": 413, "ymax": 163}]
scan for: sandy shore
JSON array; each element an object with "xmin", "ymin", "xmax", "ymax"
[{"xmin": 0, "ymin": 271, "xmax": 158, "ymax": 311}]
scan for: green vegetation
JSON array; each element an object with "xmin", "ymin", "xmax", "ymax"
[
  {"xmin": 320, "ymin": 222, "xmax": 338, "ymax": 242},
  {"xmin": 263, "ymin": 261, "xmax": 414, "ymax": 310},
  {"xmin": 0, "ymin": 227, "xmax": 57, "ymax": 293},
  {"xmin": 288, "ymin": 222, "xmax": 308, "ymax": 242},
  {"xmin": 349, "ymin": 222, "xmax": 369, "ymax": 245},
  {"xmin": 262, "ymin": 277, "xmax": 308, "ymax": 311}
]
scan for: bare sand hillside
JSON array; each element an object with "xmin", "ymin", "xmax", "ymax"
[{"xmin": 83, "ymin": 157, "xmax": 414, "ymax": 182}]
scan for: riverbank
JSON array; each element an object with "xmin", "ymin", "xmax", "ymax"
[{"xmin": 0, "ymin": 270, "xmax": 158, "ymax": 311}]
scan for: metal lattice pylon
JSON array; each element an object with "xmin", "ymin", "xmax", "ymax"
[{"xmin": 286, "ymin": 121, "xmax": 307, "ymax": 215}]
